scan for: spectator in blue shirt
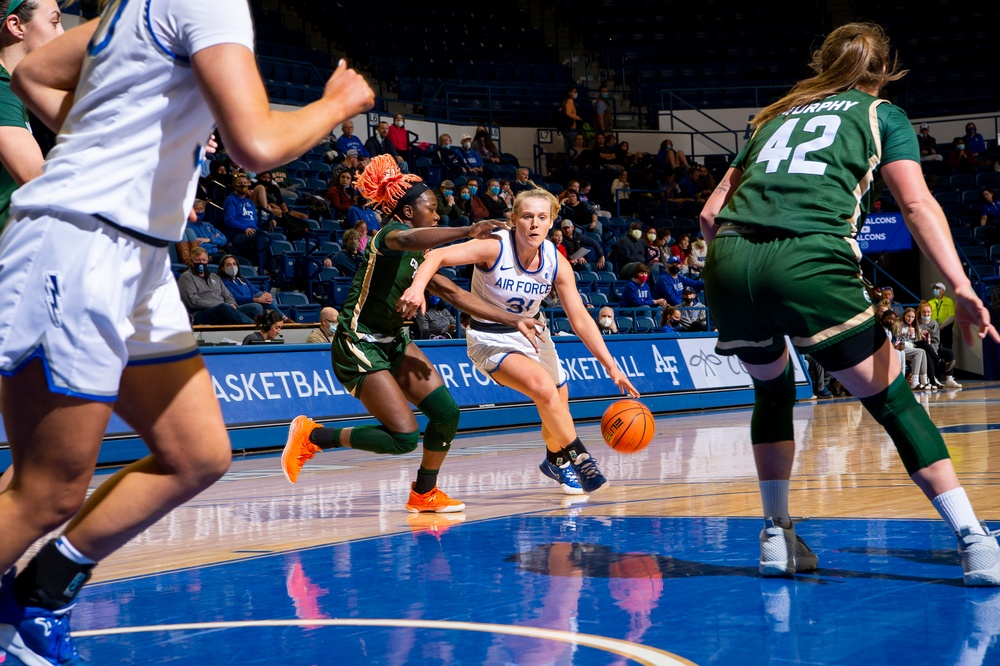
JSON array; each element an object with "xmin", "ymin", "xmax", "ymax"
[
  {"xmin": 223, "ymin": 174, "xmax": 260, "ymax": 259},
  {"xmin": 653, "ymin": 255, "xmax": 705, "ymax": 306},
  {"xmin": 457, "ymin": 133, "xmax": 484, "ymax": 174},
  {"xmin": 659, "ymin": 306, "xmax": 682, "ymax": 337},
  {"xmin": 336, "ymin": 120, "xmax": 370, "ymax": 162},
  {"xmin": 980, "ymin": 187, "xmax": 1000, "ymax": 227},
  {"xmin": 186, "ymin": 198, "xmax": 229, "ymax": 258},
  {"xmin": 964, "ymin": 122, "xmax": 987, "ymax": 158},
  {"xmin": 619, "ymin": 263, "xmax": 667, "ymax": 309}
]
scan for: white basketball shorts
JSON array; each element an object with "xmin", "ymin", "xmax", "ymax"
[
  {"xmin": 466, "ymin": 325, "xmax": 568, "ymax": 387},
  {"xmin": 0, "ymin": 211, "xmax": 199, "ymax": 401}
]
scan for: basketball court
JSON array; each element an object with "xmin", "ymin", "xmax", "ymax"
[{"xmin": 36, "ymin": 383, "xmax": 1000, "ymax": 664}]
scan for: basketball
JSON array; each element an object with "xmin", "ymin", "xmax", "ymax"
[{"xmin": 601, "ymin": 400, "xmax": 655, "ymax": 453}]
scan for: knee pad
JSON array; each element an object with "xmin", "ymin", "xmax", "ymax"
[
  {"xmin": 386, "ymin": 429, "xmax": 421, "ymax": 455},
  {"xmin": 859, "ymin": 374, "xmax": 950, "ymax": 475},
  {"xmin": 750, "ymin": 360, "xmax": 796, "ymax": 444},
  {"xmin": 418, "ymin": 386, "xmax": 460, "ymax": 452}
]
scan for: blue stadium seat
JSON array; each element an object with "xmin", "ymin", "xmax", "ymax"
[
  {"xmin": 634, "ymin": 316, "xmax": 657, "ymax": 333},
  {"xmin": 615, "ymin": 316, "xmax": 634, "ymax": 333},
  {"xmin": 589, "ymin": 292, "xmax": 609, "ymax": 307},
  {"xmin": 330, "ymin": 277, "xmax": 354, "ymax": 306},
  {"xmin": 291, "ymin": 304, "xmax": 321, "ymax": 324},
  {"xmin": 277, "ymin": 291, "xmax": 310, "ymax": 306}
]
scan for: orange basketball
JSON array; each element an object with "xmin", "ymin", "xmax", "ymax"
[{"xmin": 601, "ymin": 399, "xmax": 655, "ymax": 453}]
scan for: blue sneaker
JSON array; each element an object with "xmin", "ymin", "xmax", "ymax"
[
  {"xmin": 569, "ymin": 452, "xmax": 608, "ymax": 494},
  {"xmin": 539, "ymin": 459, "xmax": 584, "ymax": 495},
  {"xmin": 0, "ymin": 571, "xmax": 84, "ymax": 665}
]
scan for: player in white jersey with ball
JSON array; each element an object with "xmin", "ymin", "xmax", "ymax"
[
  {"xmin": 399, "ymin": 189, "xmax": 639, "ymax": 495},
  {"xmin": 0, "ymin": 1, "xmax": 373, "ymax": 663}
]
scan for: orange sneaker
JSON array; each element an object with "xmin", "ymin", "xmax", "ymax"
[
  {"xmin": 281, "ymin": 415, "xmax": 322, "ymax": 483},
  {"xmin": 405, "ymin": 484, "xmax": 466, "ymax": 513}
]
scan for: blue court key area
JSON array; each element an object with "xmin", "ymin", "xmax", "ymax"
[{"xmin": 72, "ymin": 517, "xmax": 999, "ymax": 665}]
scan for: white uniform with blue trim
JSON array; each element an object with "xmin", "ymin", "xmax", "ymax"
[
  {"xmin": 0, "ymin": 0, "xmax": 255, "ymax": 400},
  {"xmin": 466, "ymin": 229, "xmax": 568, "ymax": 386}
]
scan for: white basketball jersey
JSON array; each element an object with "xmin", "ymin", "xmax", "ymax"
[
  {"xmin": 12, "ymin": 0, "xmax": 255, "ymax": 242},
  {"xmin": 470, "ymin": 229, "xmax": 559, "ymax": 323}
]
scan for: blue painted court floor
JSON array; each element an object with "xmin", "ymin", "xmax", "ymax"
[{"xmin": 66, "ymin": 516, "xmax": 1000, "ymax": 665}]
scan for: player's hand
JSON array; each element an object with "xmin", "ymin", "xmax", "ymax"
[
  {"xmin": 609, "ymin": 366, "xmax": 640, "ymax": 398},
  {"xmin": 954, "ymin": 283, "xmax": 999, "ymax": 345},
  {"xmin": 515, "ymin": 317, "xmax": 545, "ymax": 353},
  {"xmin": 206, "ymin": 133, "xmax": 219, "ymax": 155},
  {"xmin": 468, "ymin": 219, "xmax": 503, "ymax": 239},
  {"xmin": 324, "ymin": 59, "xmax": 375, "ymax": 120},
  {"xmin": 396, "ymin": 285, "xmax": 426, "ymax": 319}
]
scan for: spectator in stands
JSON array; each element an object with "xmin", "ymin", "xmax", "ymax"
[
  {"xmin": 560, "ymin": 219, "xmax": 604, "ymax": 270},
  {"xmin": 414, "ymin": 293, "xmax": 457, "ymax": 339},
  {"xmin": 659, "ymin": 306, "xmax": 682, "ymax": 336},
  {"xmin": 610, "ymin": 169, "xmax": 630, "ymax": 213},
  {"xmin": 434, "ymin": 179, "xmax": 468, "ymax": 227},
  {"xmin": 980, "ymin": 187, "xmax": 1000, "ymax": 227},
  {"xmin": 558, "ymin": 179, "xmax": 580, "ymax": 203},
  {"xmin": 676, "ymin": 287, "xmax": 708, "ymax": 332},
  {"xmin": 803, "ymin": 354, "xmax": 834, "ymax": 398},
  {"xmin": 186, "ymin": 198, "xmax": 228, "ymax": 259},
  {"xmin": 467, "ymin": 177, "xmax": 490, "ymax": 221},
  {"xmin": 217, "ymin": 253, "xmax": 283, "ymax": 320},
  {"xmin": 364, "ymin": 120, "xmax": 406, "ymax": 172},
  {"xmin": 178, "ymin": 247, "xmax": 255, "ymax": 325},
  {"xmin": 878, "ymin": 286, "xmax": 904, "ymax": 316},
  {"xmin": 928, "ymin": 281, "xmax": 956, "ymax": 350},
  {"xmin": 593, "ymin": 133, "xmax": 621, "ymax": 174},
  {"xmin": 326, "ymin": 168, "xmax": 354, "ymax": 223},
  {"xmin": 324, "ymin": 229, "xmax": 364, "ymax": 278},
  {"xmin": 388, "ymin": 113, "xmax": 409, "ymax": 156},
  {"xmin": 594, "ymin": 85, "xmax": 612, "ymax": 132},
  {"xmin": 558, "ymin": 86, "xmax": 582, "ymax": 154},
  {"xmin": 499, "ymin": 179, "xmax": 515, "ymax": 209},
  {"xmin": 887, "ymin": 309, "xmax": 932, "ymax": 390},
  {"xmin": 559, "ymin": 189, "xmax": 599, "ymax": 235},
  {"xmin": 963, "ymin": 122, "xmax": 987, "ymax": 159},
  {"xmin": 457, "ymin": 134, "xmax": 484, "ymax": 175},
  {"xmin": 948, "ymin": 136, "xmax": 976, "ymax": 174},
  {"xmin": 353, "ymin": 219, "xmax": 370, "ymax": 253},
  {"xmin": 895, "ymin": 307, "xmax": 943, "ymax": 388},
  {"xmin": 691, "ymin": 164, "xmax": 717, "ymax": 201},
  {"xmin": 435, "ymin": 133, "xmax": 468, "ymax": 181},
  {"xmin": 336, "ymin": 120, "xmax": 369, "ymax": 162},
  {"xmin": 223, "ymin": 174, "xmax": 261, "ymax": 258},
  {"xmin": 242, "ymin": 310, "xmax": 284, "ymax": 345},
  {"xmin": 643, "ymin": 227, "xmax": 662, "ymax": 266},
  {"xmin": 652, "ymin": 255, "xmax": 704, "ymax": 306},
  {"xmin": 472, "ymin": 126, "xmax": 501, "ymax": 164},
  {"xmin": 456, "ymin": 184, "xmax": 475, "ymax": 221},
  {"xmin": 670, "ymin": 233, "xmax": 693, "ymax": 265},
  {"xmin": 655, "ymin": 139, "xmax": 689, "ymax": 170},
  {"xmin": 918, "ymin": 301, "xmax": 961, "ymax": 388},
  {"xmin": 620, "ymin": 264, "xmax": 666, "ymax": 309},
  {"xmin": 614, "ymin": 220, "xmax": 647, "ymax": 276},
  {"xmin": 549, "ymin": 227, "xmax": 567, "ymax": 258},
  {"xmin": 917, "ymin": 123, "xmax": 943, "ymax": 162},
  {"xmin": 252, "ymin": 170, "xmax": 309, "ymax": 239},
  {"xmin": 597, "ymin": 306, "xmax": 618, "ymax": 334},
  {"xmin": 511, "ymin": 167, "xmax": 538, "ymax": 196},
  {"xmin": 347, "ymin": 189, "xmax": 380, "ymax": 233},
  {"xmin": 480, "ymin": 178, "xmax": 508, "ymax": 219},
  {"xmin": 688, "ymin": 232, "xmax": 708, "ymax": 273},
  {"xmin": 615, "ymin": 141, "xmax": 636, "ymax": 170},
  {"xmin": 572, "ymin": 134, "xmax": 596, "ymax": 173},
  {"xmin": 307, "ymin": 307, "xmax": 340, "ymax": 344}
]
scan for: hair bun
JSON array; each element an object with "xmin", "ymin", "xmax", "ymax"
[{"xmin": 356, "ymin": 154, "xmax": 423, "ymax": 214}]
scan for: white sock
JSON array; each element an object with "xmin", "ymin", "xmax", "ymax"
[
  {"xmin": 759, "ymin": 480, "xmax": 790, "ymax": 524},
  {"xmin": 54, "ymin": 536, "xmax": 96, "ymax": 566},
  {"xmin": 931, "ymin": 488, "xmax": 986, "ymax": 536}
]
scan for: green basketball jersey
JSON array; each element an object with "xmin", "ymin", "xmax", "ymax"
[
  {"xmin": 338, "ymin": 219, "xmax": 424, "ymax": 337},
  {"xmin": 0, "ymin": 65, "xmax": 29, "ymax": 231},
  {"xmin": 716, "ymin": 88, "xmax": 919, "ymax": 237}
]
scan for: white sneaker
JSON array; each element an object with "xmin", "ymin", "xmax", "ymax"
[
  {"xmin": 958, "ymin": 524, "xmax": 1000, "ymax": 587},
  {"xmin": 759, "ymin": 517, "xmax": 819, "ymax": 577},
  {"xmin": 945, "ymin": 376, "xmax": 963, "ymax": 389}
]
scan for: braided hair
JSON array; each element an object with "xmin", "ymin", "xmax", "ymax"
[{"xmin": 355, "ymin": 154, "xmax": 428, "ymax": 217}]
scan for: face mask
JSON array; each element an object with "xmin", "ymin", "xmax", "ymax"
[
  {"xmin": 490, "ymin": 186, "xmax": 501, "ymax": 195},
  {"xmin": 933, "ymin": 289, "xmax": 942, "ymax": 297},
  {"xmin": 195, "ymin": 263, "xmax": 206, "ymax": 275},
  {"xmin": 469, "ymin": 186, "xmax": 478, "ymax": 195},
  {"xmin": 636, "ymin": 274, "xmax": 648, "ymax": 284},
  {"xmin": 441, "ymin": 143, "xmax": 451, "ymax": 150},
  {"xmin": 195, "ymin": 212, "xmax": 205, "ymax": 222},
  {"xmin": 443, "ymin": 189, "xmax": 453, "ymax": 197},
  {"xmin": 224, "ymin": 266, "xmax": 239, "ymax": 277},
  {"xmin": 630, "ymin": 229, "xmax": 641, "ymax": 239},
  {"xmin": 570, "ymin": 92, "xmax": 578, "ymax": 99},
  {"xmin": 601, "ymin": 92, "xmax": 609, "ymax": 99},
  {"xmin": 460, "ymin": 193, "xmax": 471, "ymax": 201},
  {"xmin": 599, "ymin": 317, "xmax": 613, "ymax": 327},
  {"xmin": 671, "ymin": 318, "xmax": 681, "ymax": 326},
  {"xmin": 646, "ymin": 233, "xmax": 657, "ymax": 242},
  {"xmin": 394, "ymin": 120, "xmax": 404, "ymax": 127},
  {"xmin": 957, "ymin": 144, "xmax": 966, "ymax": 150},
  {"xmin": 462, "ymin": 141, "xmax": 472, "ymax": 149},
  {"xmin": 920, "ymin": 315, "xmax": 931, "ymax": 324},
  {"xmin": 668, "ymin": 264, "xmax": 680, "ymax": 273},
  {"xmin": 967, "ymin": 127, "xmax": 976, "ymax": 134},
  {"xmin": 328, "ymin": 322, "xmax": 338, "ymax": 335}
]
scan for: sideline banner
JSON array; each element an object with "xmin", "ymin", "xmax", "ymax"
[
  {"xmin": 856, "ymin": 212, "xmax": 912, "ymax": 254},
  {"xmin": 0, "ymin": 335, "xmax": 809, "ymax": 464}
]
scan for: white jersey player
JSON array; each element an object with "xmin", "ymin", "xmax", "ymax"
[
  {"xmin": 399, "ymin": 188, "xmax": 639, "ymax": 496},
  {"xmin": 0, "ymin": 1, "xmax": 373, "ymax": 662}
]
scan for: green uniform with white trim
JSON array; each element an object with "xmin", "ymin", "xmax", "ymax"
[
  {"xmin": 0, "ymin": 64, "xmax": 30, "ymax": 231},
  {"xmin": 703, "ymin": 89, "xmax": 920, "ymax": 362},
  {"xmin": 332, "ymin": 219, "xmax": 423, "ymax": 394}
]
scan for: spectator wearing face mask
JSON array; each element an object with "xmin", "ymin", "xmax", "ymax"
[
  {"xmin": 511, "ymin": 167, "xmax": 539, "ymax": 196},
  {"xmin": 217, "ymin": 253, "xmax": 282, "ymax": 320},
  {"xmin": 324, "ymin": 229, "xmax": 364, "ymax": 279},
  {"xmin": 479, "ymin": 178, "xmax": 508, "ymax": 219},
  {"xmin": 677, "ymin": 287, "xmax": 708, "ymax": 332},
  {"xmin": 659, "ymin": 306, "xmax": 682, "ymax": 337},
  {"xmin": 223, "ymin": 174, "xmax": 260, "ymax": 259},
  {"xmin": 597, "ymin": 306, "xmax": 618, "ymax": 334},
  {"xmin": 387, "ymin": 113, "xmax": 409, "ymax": 156},
  {"xmin": 414, "ymin": 293, "xmax": 457, "ymax": 339},
  {"xmin": 963, "ymin": 122, "xmax": 987, "ymax": 159},
  {"xmin": 434, "ymin": 179, "xmax": 469, "ymax": 227},
  {"xmin": 643, "ymin": 227, "xmax": 662, "ymax": 266},
  {"xmin": 307, "ymin": 307, "xmax": 340, "ymax": 344},
  {"xmin": 435, "ymin": 133, "xmax": 468, "ymax": 181},
  {"xmin": 949, "ymin": 136, "xmax": 976, "ymax": 174},
  {"xmin": 186, "ymin": 198, "xmax": 229, "ymax": 259},
  {"xmin": 619, "ymin": 264, "xmax": 666, "ymax": 309},
  {"xmin": 917, "ymin": 301, "xmax": 960, "ymax": 388},
  {"xmin": 457, "ymin": 134, "xmax": 484, "ymax": 175},
  {"xmin": 613, "ymin": 220, "xmax": 648, "ymax": 277},
  {"xmin": 928, "ymin": 281, "xmax": 956, "ymax": 351},
  {"xmin": 178, "ymin": 247, "xmax": 255, "ymax": 325},
  {"xmin": 652, "ymin": 255, "xmax": 705, "ymax": 306}
]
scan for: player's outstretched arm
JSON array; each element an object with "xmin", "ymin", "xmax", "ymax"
[
  {"xmin": 397, "ymin": 238, "xmax": 501, "ymax": 318},
  {"xmin": 425, "ymin": 274, "xmax": 542, "ymax": 352},
  {"xmin": 554, "ymin": 253, "xmax": 639, "ymax": 397},
  {"xmin": 10, "ymin": 19, "xmax": 99, "ymax": 131},
  {"xmin": 192, "ymin": 47, "xmax": 374, "ymax": 173}
]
